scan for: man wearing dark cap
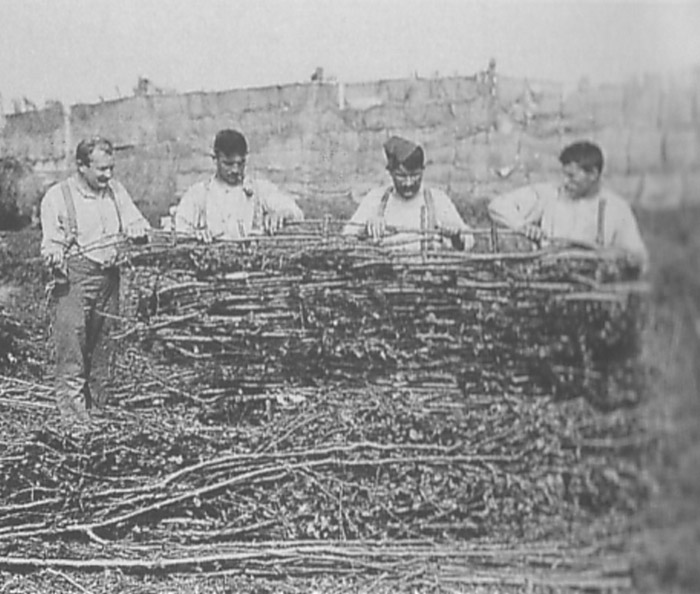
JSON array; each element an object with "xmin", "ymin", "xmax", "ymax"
[
  {"xmin": 175, "ymin": 129, "xmax": 303, "ymax": 241},
  {"xmin": 343, "ymin": 136, "xmax": 474, "ymax": 251}
]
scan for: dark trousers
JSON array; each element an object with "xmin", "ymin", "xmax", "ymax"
[{"xmin": 51, "ymin": 256, "xmax": 119, "ymax": 421}]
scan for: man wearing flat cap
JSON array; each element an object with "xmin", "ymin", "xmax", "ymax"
[
  {"xmin": 175, "ymin": 129, "xmax": 304, "ymax": 241},
  {"xmin": 343, "ymin": 136, "xmax": 474, "ymax": 251}
]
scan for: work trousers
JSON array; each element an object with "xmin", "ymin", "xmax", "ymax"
[{"xmin": 51, "ymin": 256, "xmax": 119, "ymax": 422}]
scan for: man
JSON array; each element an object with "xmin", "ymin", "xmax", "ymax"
[
  {"xmin": 343, "ymin": 136, "xmax": 474, "ymax": 252},
  {"xmin": 175, "ymin": 129, "xmax": 304, "ymax": 241},
  {"xmin": 41, "ymin": 137, "xmax": 151, "ymax": 426},
  {"xmin": 488, "ymin": 141, "xmax": 648, "ymax": 270}
]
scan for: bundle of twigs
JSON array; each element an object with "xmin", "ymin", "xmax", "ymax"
[
  {"xmin": 0, "ymin": 540, "xmax": 633, "ymax": 591},
  {"xmin": 0, "ymin": 371, "xmax": 650, "ymax": 592},
  {"xmin": 0, "ymin": 376, "xmax": 650, "ymax": 551},
  {"xmin": 115, "ymin": 227, "xmax": 648, "ymax": 408}
]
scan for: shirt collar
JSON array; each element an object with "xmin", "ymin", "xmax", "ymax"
[
  {"xmin": 210, "ymin": 175, "xmax": 254, "ymax": 197},
  {"xmin": 557, "ymin": 185, "xmax": 602, "ymax": 203},
  {"xmin": 391, "ymin": 184, "xmax": 424, "ymax": 201}
]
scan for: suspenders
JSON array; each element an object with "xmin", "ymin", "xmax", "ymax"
[
  {"xmin": 59, "ymin": 179, "xmax": 124, "ymax": 248},
  {"xmin": 424, "ymin": 189, "xmax": 437, "ymax": 232},
  {"xmin": 376, "ymin": 186, "xmax": 393, "ymax": 219},
  {"xmin": 251, "ymin": 189, "xmax": 263, "ymax": 233},
  {"xmin": 376, "ymin": 186, "xmax": 438, "ymax": 247},
  {"xmin": 59, "ymin": 181, "xmax": 79, "ymax": 249},
  {"xmin": 196, "ymin": 183, "xmax": 208, "ymax": 232},
  {"xmin": 197, "ymin": 180, "xmax": 262, "ymax": 236},
  {"xmin": 595, "ymin": 197, "xmax": 607, "ymax": 247},
  {"xmin": 546, "ymin": 189, "xmax": 608, "ymax": 249}
]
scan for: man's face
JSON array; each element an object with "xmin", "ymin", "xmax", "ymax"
[
  {"xmin": 79, "ymin": 149, "xmax": 114, "ymax": 192},
  {"xmin": 215, "ymin": 152, "xmax": 246, "ymax": 186},
  {"xmin": 562, "ymin": 162, "xmax": 600, "ymax": 199},
  {"xmin": 390, "ymin": 166, "xmax": 424, "ymax": 199}
]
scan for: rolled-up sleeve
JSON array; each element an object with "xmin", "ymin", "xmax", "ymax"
[
  {"xmin": 610, "ymin": 200, "xmax": 649, "ymax": 271},
  {"xmin": 488, "ymin": 184, "xmax": 546, "ymax": 230},
  {"xmin": 257, "ymin": 180, "xmax": 304, "ymax": 222},
  {"xmin": 175, "ymin": 183, "xmax": 206, "ymax": 234},
  {"xmin": 112, "ymin": 182, "xmax": 151, "ymax": 234},
  {"xmin": 342, "ymin": 188, "xmax": 384, "ymax": 236},
  {"xmin": 432, "ymin": 189, "xmax": 475, "ymax": 249},
  {"xmin": 40, "ymin": 184, "xmax": 69, "ymax": 258}
]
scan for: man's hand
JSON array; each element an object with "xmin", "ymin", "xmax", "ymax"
[
  {"xmin": 463, "ymin": 234, "xmax": 475, "ymax": 251},
  {"xmin": 438, "ymin": 224, "xmax": 475, "ymax": 252},
  {"xmin": 620, "ymin": 252, "xmax": 647, "ymax": 277},
  {"xmin": 125, "ymin": 220, "xmax": 151, "ymax": 241},
  {"xmin": 521, "ymin": 224, "xmax": 545, "ymax": 243},
  {"xmin": 43, "ymin": 245, "xmax": 66, "ymax": 271},
  {"xmin": 438, "ymin": 222, "xmax": 461, "ymax": 238},
  {"xmin": 365, "ymin": 216, "xmax": 386, "ymax": 241},
  {"xmin": 194, "ymin": 228, "xmax": 213, "ymax": 244},
  {"xmin": 454, "ymin": 233, "xmax": 475, "ymax": 251},
  {"xmin": 262, "ymin": 212, "xmax": 285, "ymax": 236}
]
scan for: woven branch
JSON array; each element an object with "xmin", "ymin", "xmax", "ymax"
[{"xmin": 113, "ymin": 228, "xmax": 647, "ymax": 408}]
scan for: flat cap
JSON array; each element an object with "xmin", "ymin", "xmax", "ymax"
[{"xmin": 383, "ymin": 136, "xmax": 424, "ymax": 171}]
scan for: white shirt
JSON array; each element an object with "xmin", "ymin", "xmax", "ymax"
[
  {"xmin": 343, "ymin": 185, "xmax": 474, "ymax": 252},
  {"xmin": 488, "ymin": 182, "xmax": 649, "ymax": 267},
  {"xmin": 174, "ymin": 176, "xmax": 304, "ymax": 240},
  {"xmin": 40, "ymin": 174, "xmax": 150, "ymax": 265}
]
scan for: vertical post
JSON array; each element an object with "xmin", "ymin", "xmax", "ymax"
[
  {"xmin": 337, "ymin": 81, "xmax": 345, "ymax": 110},
  {"xmin": 170, "ymin": 207, "xmax": 177, "ymax": 247},
  {"xmin": 237, "ymin": 219, "xmax": 247, "ymax": 240},
  {"xmin": 0, "ymin": 94, "xmax": 5, "ymax": 159},
  {"xmin": 490, "ymin": 222, "xmax": 500, "ymax": 253},
  {"xmin": 0, "ymin": 93, "xmax": 5, "ymax": 134},
  {"xmin": 322, "ymin": 214, "xmax": 332, "ymax": 245},
  {"xmin": 63, "ymin": 102, "xmax": 72, "ymax": 174}
]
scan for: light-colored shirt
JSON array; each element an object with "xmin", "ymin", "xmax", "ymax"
[
  {"xmin": 342, "ymin": 185, "xmax": 474, "ymax": 252},
  {"xmin": 488, "ymin": 182, "xmax": 648, "ymax": 267},
  {"xmin": 40, "ymin": 174, "xmax": 150, "ymax": 265},
  {"xmin": 174, "ymin": 176, "xmax": 304, "ymax": 240}
]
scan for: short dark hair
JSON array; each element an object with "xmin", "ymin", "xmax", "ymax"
[
  {"xmin": 559, "ymin": 141, "xmax": 604, "ymax": 175},
  {"xmin": 214, "ymin": 129, "xmax": 248, "ymax": 157},
  {"xmin": 76, "ymin": 137, "xmax": 114, "ymax": 167}
]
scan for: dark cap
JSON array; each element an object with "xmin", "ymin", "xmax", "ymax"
[
  {"xmin": 384, "ymin": 136, "xmax": 424, "ymax": 171},
  {"xmin": 214, "ymin": 129, "xmax": 248, "ymax": 156}
]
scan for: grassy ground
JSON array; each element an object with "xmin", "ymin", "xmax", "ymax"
[{"xmin": 630, "ymin": 207, "xmax": 700, "ymax": 593}]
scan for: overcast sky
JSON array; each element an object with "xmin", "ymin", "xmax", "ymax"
[{"xmin": 1, "ymin": 0, "xmax": 698, "ymax": 110}]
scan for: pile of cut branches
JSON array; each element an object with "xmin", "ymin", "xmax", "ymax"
[
  {"xmin": 0, "ymin": 377, "xmax": 650, "ymax": 586},
  {"xmin": 0, "ymin": 228, "xmax": 651, "ymax": 590},
  {"xmin": 0, "ymin": 377, "xmax": 651, "ymax": 545}
]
